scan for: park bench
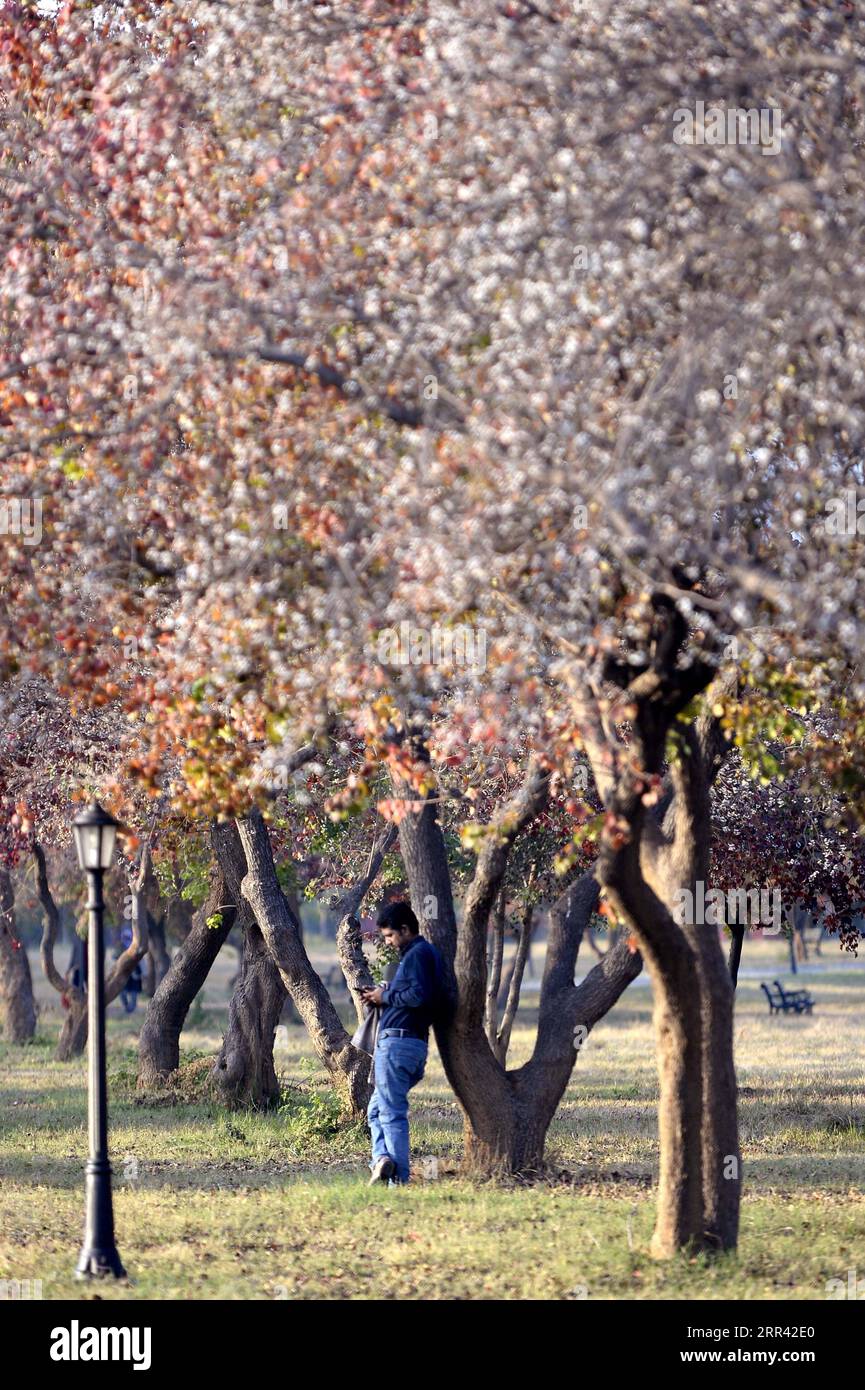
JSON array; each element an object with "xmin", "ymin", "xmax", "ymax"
[
  {"xmin": 760, "ymin": 980, "xmax": 815, "ymax": 1015},
  {"xmin": 774, "ymin": 978, "xmax": 815, "ymax": 1014}
]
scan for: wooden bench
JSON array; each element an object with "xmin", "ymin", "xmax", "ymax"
[{"xmin": 761, "ymin": 980, "xmax": 815, "ymax": 1015}]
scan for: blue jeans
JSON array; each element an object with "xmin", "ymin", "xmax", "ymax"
[{"xmin": 367, "ymin": 1032, "xmax": 428, "ymax": 1183}]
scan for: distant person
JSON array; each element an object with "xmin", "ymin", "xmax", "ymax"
[{"xmin": 360, "ymin": 901, "xmax": 447, "ymax": 1186}]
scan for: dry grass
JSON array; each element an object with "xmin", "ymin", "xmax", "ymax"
[{"xmin": 1, "ymin": 935, "xmax": 862, "ymax": 1300}]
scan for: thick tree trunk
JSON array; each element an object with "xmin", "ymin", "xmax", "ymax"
[
  {"xmin": 396, "ymin": 760, "xmax": 645, "ymax": 1176},
  {"xmin": 664, "ymin": 725, "xmax": 741, "ymax": 1253},
  {"xmin": 649, "ymin": 955, "xmax": 706, "ymax": 1258},
  {"xmin": 615, "ymin": 832, "xmax": 708, "ymax": 1257},
  {"xmin": 581, "ymin": 621, "xmax": 739, "ymax": 1256},
  {"xmin": 225, "ymin": 808, "xmax": 393, "ymax": 1112},
  {"xmin": 212, "ymin": 917, "xmax": 285, "ymax": 1108},
  {"xmin": 394, "ymin": 750, "xmax": 646, "ymax": 1179},
  {"xmin": 455, "ymin": 1026, "xmax": 518, "ymax": 1175},
  {"xmin": 137, "ymin": 823, "xmax": 242, "ymax": 1089},
  {"xmin": 144, "ymin": 915, "xmax": 171, "ymax": 995},
  {"xmin": 697, "ymin": 952, "xmax": 740, "ymax": 1250},
  {"xmin": 669, "ymin": 847, "xmax": 741, "ymax": 1250},
  {"xmin": 236, "ymin": 811, "xmax": 372, "ymax": 1114},
  {"xmin": 435, "ymin": 765, "xmax": 551, "ymax": 1173},
  {"xmin": 57, "ymin": 993, "xmax": 88, "ymax": 1059},
  {"xmin": 508, "ymin": 1095, "xmax": 556, "ymax": 1175},
  {"xmin": 0, "ymin": 870, "xmax": 37, "ymax": 1042},
  {"xmin": 460, "ymin": 921, "xmax": 644, "ymax": 1175},
  {"xmin": 461, "ymin": 1103, "xmax": 517, "ymax": 1175}
]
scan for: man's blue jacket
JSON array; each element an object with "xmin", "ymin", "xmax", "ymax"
[{"xmin": 379, "ymin": 934, "xmax": 446, "ymax": 1041}]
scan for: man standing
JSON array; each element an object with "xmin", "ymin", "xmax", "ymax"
[{"xmin": 361, "ymin": 901, "xmax": 446, "ymax": 1186}]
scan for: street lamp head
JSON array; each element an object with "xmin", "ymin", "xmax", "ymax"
[{"xmin": 73, "ymin": 802, "xmax": 120, "ymax": 873}]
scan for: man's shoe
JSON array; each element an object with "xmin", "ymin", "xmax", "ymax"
[{"xmin": 368, "ymin": 1156, "xmax": 395, "ymax": 1185}]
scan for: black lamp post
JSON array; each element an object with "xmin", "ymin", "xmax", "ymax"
[{"xmin": 72, "ymin": 801, "xmax": 126, "ymax": 1280}]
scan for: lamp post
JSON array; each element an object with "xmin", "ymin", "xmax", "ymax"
[{"xmin": 72, "ymin": 801, "xmax": 126, "ymax": 1280}]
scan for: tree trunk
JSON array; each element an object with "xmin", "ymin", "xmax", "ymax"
[
  {"xmin": 228, "ymin": 815, "xmax": 394, "ymax": 1112},
  {"xmin": 484, "ymin": 888, "xmax": 505, "ymax": 1048},
  {"xmin": 0, "ymin": 870, "xmax": 37, "ymax": 1042},
  {"xmin": 145, "ymin": 914, "xmax": 171, "ymax": 995},
  {"xmin": 137, "ymin": 822, "xmax": 243, "ymax": 1089},
  {"xmin": 513, "ymin": 882, "xmax": 643, "ymax": 1171},
  {"xmin": 211, "ymin": 916, "xmax": 285, "ymax": 1108},
  {"xmin": 697, "ymin": 948, "xmax": 741, "ymax": 1250},
  {"xmin": 674, "ymin": 844, "xmax": 741, "ymax": 1249},
  {"xmin": 394, "ymin": 754, "xmax": 645, "ymax": 1178},
  {"xmin": 496, "ymin": 954, "xmax": 516, "ymax": 1013},
  {"xmin": 727, "ymin": 922, "xmax": 745, "ymax": 986},
  {"xmin": 581, "ymin": 631, "xmax": 739, "ymax": 1256},
  {"xmin": 34, "ymin": 843, "xmax": 85, "ymax": 1058},
  {"xmin": 494, "ymin": 902, "xmax": 535, "ymax": 1064},
  {"xmin": 236, "ymin": 811, "xmax": 372, "ymax": 1114},
  {"xmin": 57, "ymin": 993, "xmax": 88, "ymax": 1059},
  {"xmin": 794, "ymin": 907, "xmax": 809, "ymax": 962},
  {"xmin": 396, "ymin": 762, "xmax": 645, "ymax": 1176},
  {"xmin": 460, "ymin": 1095, "xmax": 518, "ymax": 1175},
  {"xmin": 460, "ymin": 926, "xmax": 644, "ymax": 1175},
  {"xmin": 648, "ymin": 954, "xmax": 706, "ymax": 1258}
]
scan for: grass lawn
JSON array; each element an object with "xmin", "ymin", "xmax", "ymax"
[{"xmin": 1, "ymin": 936, "xmax": 863, "ymax": 1300}]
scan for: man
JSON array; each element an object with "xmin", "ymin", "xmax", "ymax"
[{"xmin": 361, "ymin": 901, "xmax": 446, "ymax": 1186}]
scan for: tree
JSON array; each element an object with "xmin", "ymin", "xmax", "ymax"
[
  {"xmin": 382, "ymin": 692, "xmax": 735, "ymax": 1178},
  {"xmin": 138, "ymin": 822, "xmax": 246, "ymax": 1089},
  {"xmin": 232, "ymin": 809, "xmax": 394, "ymax": 1113},
  {"xmin": 3, "ymin": 0, "xmax": 865, "ymax": 1258},
  {"xmin": 33, "ymin": 838, "xmax": 152, "ymax": 1059},
  {"xmin": 711, "ymin": 694, "xmax": 865, "ymax": 965},
  {"xmin": 0, "ymin": 865, "xmax": 36, "ymax": 1042},
  {"xmin": 574, "ymin": 602, "xmax": 739, "ymax": 1255}
]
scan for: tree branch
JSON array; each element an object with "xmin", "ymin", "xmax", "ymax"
[
  {"xmin": 106, "ymin": 839, "xmax": 152, "ymax": 1004},
  {"xmin": 34, "ymin": 843, "xmax": 67, "ymax": 995},
  {"xmin": 457, "ymin": 759, "xmax": 550, "ymax": 1030}
]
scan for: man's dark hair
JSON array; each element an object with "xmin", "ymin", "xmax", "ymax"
[{"xmin": 377, "ymin": 900, "xmax": 420, "ymax": 935}]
